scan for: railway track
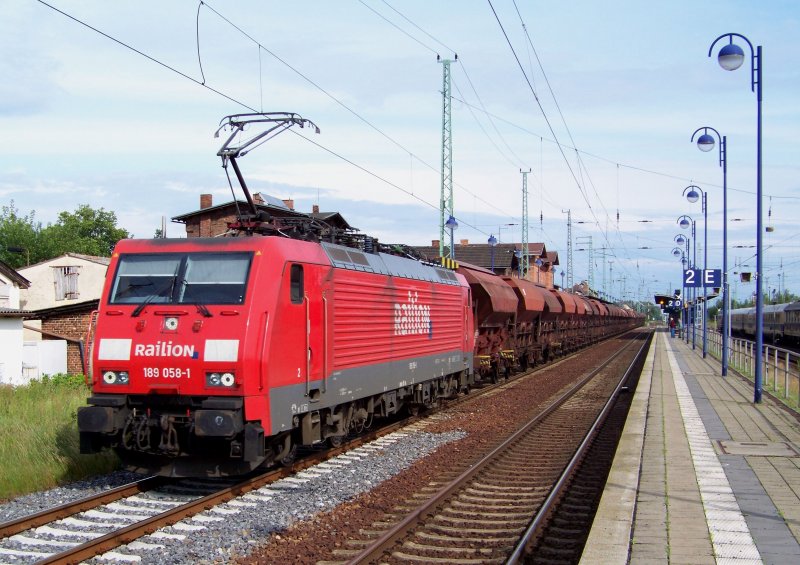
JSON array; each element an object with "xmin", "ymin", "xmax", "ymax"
[
  {"xmin": 334, "ymin": 331, "xmax": 651, "ymax": 564},
  {"xmin": 0, "ymin": 331, "xmax": 641, "ymax": 564},
  {"xmin": 0, "ymin": 422, "xmax": 421, "ymax": 564}
]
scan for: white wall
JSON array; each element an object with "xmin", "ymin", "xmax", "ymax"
[
  {"xmin": 0, "ymin": 318, "xmax": 24, "ymax": 385},
  {"xmin": 18, "ymin": 255, "xmax": 108, "ymax": 311},
  {"xmin": 22, "ymin": 340, "xmax": 68, "ymax": 381},
  {"xmin": 0, "ymin": 279, "xmax": 21, "ymax": 309}
]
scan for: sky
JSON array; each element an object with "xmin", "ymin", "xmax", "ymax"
[{"xmin": 1, "ymin": 0, "xmax": 799, "ymax": 305}]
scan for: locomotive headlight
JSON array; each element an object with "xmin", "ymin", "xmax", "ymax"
[
  {"xmin": 205, "ymin": 372, "xmax": 236, "ymax": 387},
  {"xmin": 102, "ymin": 371, "xmax": 129, "ymax": 385}
]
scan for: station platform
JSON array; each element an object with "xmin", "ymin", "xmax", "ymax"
[{"xmin": 580, "ymin": 329, "xmax": 800, "ymax": 564}]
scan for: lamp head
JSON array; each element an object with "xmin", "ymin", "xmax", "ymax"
[
  {"xmin": 676, "ymin": 235, "xmax": 686, "ymax": 245},
  {"xmin": 685, "ymin": 187, "xmax": 700, "ymax": 203},
  {"xmin": 679, "ymin": 218, "xmax": 691, "ymax": 230},
  {"xmin": 718, "ymin": 42, "xmax": 745, "ymax": 71},
  {"xmin": 697, "ymin": 133, "xmax": 715, "ymax": 152},
  {"xmin": 445, "ymin": 215, "xmax": 458, "ymax": 230},
  {"xmin": 488, "ymin": 234, "xmax": 497, "ymax": 246},
  {"xmin": 673, "ymin": 248, "xmax": 681, "ymax": 257}
]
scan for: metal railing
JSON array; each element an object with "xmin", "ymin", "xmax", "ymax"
[{"xmin": 703, "ymin": 329, "xmax": 800, "ymax": 409}]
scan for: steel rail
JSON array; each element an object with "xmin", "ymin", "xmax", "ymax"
[
  {"xmin": 345, "ymin": 329, "xmax": 649, "ymax": 564},
  {"xmin": 0, "ymin": 476, "xmax": 167, "ymax": 538},
  {"xmin": 506, "ymin": 330, "xmax": 652, "ymax": 563}
]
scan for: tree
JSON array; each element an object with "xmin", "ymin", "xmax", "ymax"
[
  {"xmin": 42, "ymin": 205, "xmax": 130, "ymax": 257},
  {"xmin": 0, "ymin": 202, "xmax": 130, "ymax": 268},
  {"xmin": 0, "ymin": 201, "xmax": 42, "ymax": 268}
]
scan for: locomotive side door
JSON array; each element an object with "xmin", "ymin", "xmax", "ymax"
[{"xmin": 297, "ymin": 263, "xmax": 330, "ymax": 402}]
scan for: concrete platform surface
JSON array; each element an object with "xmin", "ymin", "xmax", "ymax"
[{"xmin": 581, "ymin": 329, "xmax": 800, "ymax": 565}]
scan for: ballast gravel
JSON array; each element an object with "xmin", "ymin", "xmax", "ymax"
[
  {"xmin": 0, "ymin": 470, "xmax": 141, "ymax": 523},
  {"xmin": 6, "ymin": 430, "xmax": 463, "ymax": 564}
]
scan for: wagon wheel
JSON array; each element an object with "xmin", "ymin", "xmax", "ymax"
[
  {"xmin": 328, "ymin": 435, "xmax": 344, "ymax": 448},
  {"xmin": 279, "ymin": 444, "xmax": 298, "ymax": 466}
]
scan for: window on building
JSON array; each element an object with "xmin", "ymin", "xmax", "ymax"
[
  {"xmin": 0, "ymin": 283, "xmax": 10, "ymax": 308},
  {"xmin": 54, "ymin": 266, "xmax": 80, "ymax": 301}
]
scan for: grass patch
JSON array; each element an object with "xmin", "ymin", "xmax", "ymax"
[{"xmin": 0, "ymin": 375, "xmax": 119, "ymax": 501}]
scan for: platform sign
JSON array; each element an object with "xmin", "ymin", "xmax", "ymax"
[
  {"xmin": 684, "ymin": 269, "xmax": 721, "ymax": 288},
  {"xmin": 683, "ymin": 269, "xmax": 701, "ymax": 288},
  {"xmin": 703, "ymin": 269, "xmax": 722, "ymax": 287}
]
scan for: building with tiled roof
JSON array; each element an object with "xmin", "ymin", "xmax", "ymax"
[
  {"xmin": 411, "ymin": 239, "xmax": 558, "ymax": 288},
  {"xmin": 172, "ymin": 193, "xmax": 353, "ymax": 238}
]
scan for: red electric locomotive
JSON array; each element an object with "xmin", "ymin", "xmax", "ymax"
[
  {"xmin": 78, "ymin": 114, "xmax": 474, "ymax": 476},
  {"xmin": 78, "ymin": 235, "xmax": 474, "ymax": 476}
]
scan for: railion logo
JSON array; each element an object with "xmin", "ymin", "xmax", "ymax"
[
  {"xmin": 394, "ymin": 291, "xmax": 432, "ymax": 338},
  {"xmin": 133, "ymin": 341, "xmax": 199, "ymax": 358}
]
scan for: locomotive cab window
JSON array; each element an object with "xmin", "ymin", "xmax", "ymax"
[
  {"xmin": 110, "ymin": 252, "xmax": 252, "ymax": 305},
  {"xmin": 290, "ymin": 264, "xmax": 304, "ymax": 304}
]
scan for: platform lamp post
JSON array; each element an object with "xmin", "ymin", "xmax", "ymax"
[
  {"xmin": 674, "ymin": 234, "xmax": 688, "ymax": 341},
  {"xmin": 678, "ymin": 216, "xmax": 696, "ymax": 350},
  {"xmin": 693, "ymin": 126, "xmax": 729, "ymax": 375},
  {"xmin": 684, "ymin": 185, "xmax": 708, "ymax": 358},
  {"xmin": 709, "ymin": 32, "xmax": 763, "ymax": 402},
  {"xmin": 560, "ymin": 270, "xmax": 565, "ymax": 289},
  {"xmin": 488, "ymin": 234, "xmax": 497, "ymax": 272},
  {"xmin": 445, "ymin": 215, "xmax": 458, "ymax": 259},
  {"xmin": 513, "ymin": 248, "xmax": 522, "ymax": 278}
]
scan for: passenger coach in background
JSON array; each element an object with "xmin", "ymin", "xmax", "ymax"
[{"xmin": 729, "ymin": 301, "xmax": 800, "ymax": 346}]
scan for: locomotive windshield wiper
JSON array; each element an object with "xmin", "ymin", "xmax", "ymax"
[
  {"xmin": 194, "ymin": 303, "xmax": 213, "ymax": 318},
  {"xmin": 131, "ymin": 290, "xmax": 163, "ymax": 317},
  {"xmin": 131, "ymin": 267, "xmax": 181, "ymax": 317}
]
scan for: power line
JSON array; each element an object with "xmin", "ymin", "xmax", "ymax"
[{"xmin": 35, "ymin": 0, "xmax": 518, "ymax": 232}]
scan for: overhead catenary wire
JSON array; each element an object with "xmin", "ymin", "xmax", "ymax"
[
  {"xmin": 198, "ymin": 0, "xmax": 518, "ymax": 222},
  {"xmin": 31, "ymin": 1, "xmax": 796, "ymax": 299},
  {"xmin": 34, "ymin": 0, "xmax": 512, "ymax": 235}
]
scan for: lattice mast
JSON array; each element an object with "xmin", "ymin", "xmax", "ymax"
[
  {"xmin": 521, "ymin": 169, "xmax": 531, "ymax": 277},
  {"xmin": 577, "ymin": 235, "xmax": 593, "ymax": 289},
  {"xmin": 563, "ymin": 209, "xmax": 573, "ymax": 290},
  {"xmin": 438, "ymin": 55, "xmax": 456, "ymax": 258}
]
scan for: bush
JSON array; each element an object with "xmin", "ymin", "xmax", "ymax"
[{"xmin": 0, "ymin": 377, "xmax": 119, "ymax": 501}]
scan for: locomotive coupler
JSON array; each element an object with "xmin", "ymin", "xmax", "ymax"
[{"xmin": 158, "ymin": 414, "xmax": 180, "ymax": 454}]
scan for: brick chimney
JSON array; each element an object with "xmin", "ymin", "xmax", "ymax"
[
  {"xmin": 282, "ymin": 199, "xmax": 294, "ymax": 210},
  {"xmin": 200, "ymin": 194, "xmax": 213, "ymax": 209},
  {"xmin": 312, "ymin": 204, "xmax": 320, "ymax": 214},
  {"xmin": 460, "ymin": 239, "xmax": 469, "ymax": 246},
  {"xmin": 253, "ymin": 193, "xmax": 265, "ymax": 205},
  {"xmin": 432, "ymin": 239, "xmax": 440, "ymax": 248}
]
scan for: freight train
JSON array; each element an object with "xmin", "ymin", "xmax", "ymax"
[
  {"xmin": 77, "ymin": 113, "xmax": 643, "ymax": 477},
  {"xmin": 729, "ymin": 301, "xmax": 800, "ymax": 345},
  {"xmin": 77, "ymin": 235, "xmax": 641, "ymax": 476}
]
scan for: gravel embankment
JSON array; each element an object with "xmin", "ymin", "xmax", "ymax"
[
  {"xmin": 0, "ymin": 471, "xmax": 141, "ymax": 523},
  {"xmin": 83, "ymin": 429, "xmax": 466, "ymax": 564}
]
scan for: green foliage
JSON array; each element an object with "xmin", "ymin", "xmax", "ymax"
[
  {"xmin": 0, "ymin": 201, "xmax": 42, "ymax": 268},
  {"xmin": 731, "ymin": 290, "xmax": 799, "ymax": 309},
  {"xmin": 0, "ymin": 379, "xmax": 119, "ymax": 500},
  {"xmin": 0, "ymin": 201, "xmax": 130, "ymax": 268}
]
